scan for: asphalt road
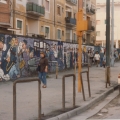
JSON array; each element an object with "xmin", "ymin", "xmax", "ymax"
[{"xmin": 89, "ymin": 92, "xmax": 120, "ymax": 119}]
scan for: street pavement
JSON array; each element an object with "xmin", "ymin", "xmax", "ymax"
[{"xmin": 0, "ymin": 62, "xmax": 120, "ymax": 120}]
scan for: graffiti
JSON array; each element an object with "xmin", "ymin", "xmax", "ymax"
[{"xmin": 0, "ymin": 34, "xmax": 95, "ymax": 81}]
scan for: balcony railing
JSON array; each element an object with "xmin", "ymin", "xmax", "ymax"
[
  {"xmin": 65, "ymin": 17, "xmax": 76, "ymax": 26},
  {"xmin": 66, "ymin": 0, "xmax": 77, "ymax": 5},
  {"xmin": 26, "ymin": 2, "xmax": 45, "ymax": 16},
  {"xmin": 66, "ymin": 39, "xmax": 78, "ymax": 43},
  {"xmin": 86, "ymin": 7, "xmax": 95, "ymax": 15}
]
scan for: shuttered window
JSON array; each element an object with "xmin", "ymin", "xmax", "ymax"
[
  {"xmin": 57, "ymin": 5, "xmax": 61, "ymax": 15},
  {"xmin": 17, "ymin": 20, "xmax": 22, "ymax": 28},
  {"xmin": 57, "ymin": 29, "xmax": 61, "ymax": 39},
  {"xmin": 45, "ymin": 27, "xmax": 50, "ymax": 39}
]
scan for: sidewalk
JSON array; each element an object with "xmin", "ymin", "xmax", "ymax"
[{"xmin": 0, "ymin": 62, "xmax": 120, "ymax": 120}]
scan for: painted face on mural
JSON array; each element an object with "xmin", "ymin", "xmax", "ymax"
[
  {"xmin": 15, "ymin": 38, "xmax": 19, "ymax": 46},
  {"xmin": 9, "ymin": 38, "xmax": 16, "ymax": 47},
  {"xmin": 22, "ymin": 42, "xmax": 27, "ymax": 50}
]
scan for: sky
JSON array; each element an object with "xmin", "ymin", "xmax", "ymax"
[{"xmin": 97, "ymin": 0, "xmax": 120, "ymax": 3}]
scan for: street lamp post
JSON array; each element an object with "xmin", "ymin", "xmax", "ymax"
[
  {"xmin": 111, "ymin": 0, "xmax": 114, "ymax": 67},
  {"xmin": 106, "ymin": 0, "xmax": 111, "ymax": 86}
]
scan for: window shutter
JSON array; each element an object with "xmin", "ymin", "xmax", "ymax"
[
  {"xmin": 45, "ymin": 27, "xmax": 49, "ymax": 33},
  {"xmin": 17, "ymin": 20, "xmax": 22, "ymax": 28},
  {"xmin": 58, "ymin": 30, "xmax": 60, "ymax": 39}
]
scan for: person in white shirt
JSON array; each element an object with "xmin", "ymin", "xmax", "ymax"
[{"xmin": 94, "ymin": 51, "xmax": 100, "ymax": 67}]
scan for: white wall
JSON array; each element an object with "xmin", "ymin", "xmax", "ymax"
[{"xmin": 96, "ymin": 4, "xmax": 120, "ymax": 42}]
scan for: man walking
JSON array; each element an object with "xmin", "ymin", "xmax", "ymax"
[{"xmin": 100, "ymin": 50, "xmax": 104, "ymax": 67}]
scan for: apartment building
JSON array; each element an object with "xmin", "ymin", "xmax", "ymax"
[
  {"xmin": 0, "ymin": 0, "xmax": 96, "ymax": 44},
  {"xmin": 82, "ymin": 0, "xmax": 96, "ymax": 45},
  {"xmin": 96, "ymin": 2, "xmax": 120, "ymax": 48}
]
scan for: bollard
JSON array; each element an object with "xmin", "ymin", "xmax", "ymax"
[
  {"xmin": 106, "ymin": 66, "xmax": 111, "ymax": 88},
  {"xmin": 80, "ymin": 71, "xmax": 91, "ymax": 101},
  {"xmin": 56, "ymin": 62, "xmax": 58, "ymax": 79},
  {"xmin": 13, "ymin": 79, "xmax": 41, "ymax": 120},
  {"xmin": 118, "ymin": 74, "xmax": 120, "ymax": 95},
  {"xmin": 62, "ymin": 74, "xmax": 76, "ymax": 111}
]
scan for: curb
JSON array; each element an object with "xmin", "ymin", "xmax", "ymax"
[{"xmin": 46, "ymin": 84, "xmax": 118, "ymax": 120}]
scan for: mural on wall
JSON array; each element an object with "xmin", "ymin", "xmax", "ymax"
[{"xmin": 0, "ymin": 34, "xmax": 95, "ymax": 81}]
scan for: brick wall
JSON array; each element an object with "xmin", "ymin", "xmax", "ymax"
[{"xmin": 0, "ymin": 0, "xmax": 11, "ymax": 24}]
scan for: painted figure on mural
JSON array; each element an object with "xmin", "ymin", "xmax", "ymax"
[
  {"xmin": 34, "ymin": 46, "xmax": 40, "ymax": 57},
  {"xmin": 66, "ymin": 48, "xmax": 70, "ymax": 68},
  {"xmin": 70, "ymin": 48, "xmax": 73, "ymax": 68},
  {"xmin": 53, "ymin": 44, "xmax": 58, "ymax": 61},
  {"xmin": 18, "ymin": 40, "xmax": 29, "ymax": 76},
  {"xmin": 0, "ymin": 35, "xmax": 5, "ymax": 67},
  {"xmin": 57, "ymin": 42, "xmax": 64, "ymax": 70}
]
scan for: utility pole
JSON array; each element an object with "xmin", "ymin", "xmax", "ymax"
[
  {"xmin": 111, "ymin": 0, "xmax": 114, "ymax": 67},
  {"xmin": 106, "ymin": 0, "xmax": 111, "ymax": 85}
]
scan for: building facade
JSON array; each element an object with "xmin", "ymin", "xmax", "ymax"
[
  {"xmin": 96, "ymin": 2, "xmax": 120, "ymax": 48},
  {"xmin": 82, "ymin": 0, "xmax": 96, "ymax": 45},
  {"xmin": 0, "ymin": 0, "xmax": 96, "ymax": 44}
]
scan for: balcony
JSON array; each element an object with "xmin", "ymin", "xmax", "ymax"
[
  {"xmin": 65, "ymin": 17, "xmax": 76, "ymax": 26},
  {"xmin": 86, "ymin": 7, "xmax": 95, "ymax": 15},
  {"xmin": 0, "ymin": 0, "xmax": 11, "ymax": 27},
  {"xmin": 72, "ymin": 40, "xmax": 78, "ymax": 43},
  {"xmin": 66, "ymin": 0, "xmax": 77, "ymax": 5},
  {"xmin": 87, "ymin": 21, "xmax": 95, "ymax": 32},
  {"xmin": 26, "ymin": 2, "xmax": 45, "ymax": 17}
]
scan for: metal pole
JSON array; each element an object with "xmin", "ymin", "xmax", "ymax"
[
  {"xmin": 111, "ymin": 0, "xmax": 114, "ymax": 67},
  {"xmin": 13, "ymin": 83, "xmax": 16, "ymax": 120},
  {"xmin": 106, "ymin": 0, "xmax": 110, "ymax": 67},
  {"xmin": 62, "ymin": 78, "xmax": 65, "ymax": 111},
  {"xmin": 106, "ymin": 0, "xmax": 111, "ymax": 85}
]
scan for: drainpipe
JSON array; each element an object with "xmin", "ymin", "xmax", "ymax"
[
  {"xmin": 54, "ymin": 0, "xmax": 55, "ymax": 27},
  {"xmin": 13, "ymin": 0, "xmax": 15, "ymax": 35},
  {"xmin": 54, "ymin": 0, "xmax": 56, "ymax": 40}
]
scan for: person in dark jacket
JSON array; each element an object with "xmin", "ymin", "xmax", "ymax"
[
  {"xmin": 99, "ymin": 50, "xmax": 104, "ymax": 67},
  {"xmin": 39, "ymin": 52, "xmax": 48, "ymax": 88}
]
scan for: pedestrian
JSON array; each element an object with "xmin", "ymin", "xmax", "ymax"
[
  {"xmin": 94, "ymin": 51, "xmax": 100, "ymax": 67},
  {"xmin": 88, "ymin": 50, "xmax": 93, "ymax": 66},
  {"xmin": 38, "ymin": 52, "xmax": 48, "ymax": 88},
  {"xmin": 99, "ymin": 50, "xmax": 104, "ymax": 67},
  {"xmin": 103, "ymin": 52, "xmax": 106, "ymax": 68}
]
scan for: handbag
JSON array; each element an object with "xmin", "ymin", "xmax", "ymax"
[{"xmin": 36, "ymin": 65, "xmax": 41, "ymax": 72}]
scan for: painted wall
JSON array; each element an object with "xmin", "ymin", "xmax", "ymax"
[{"xmin": 0, "ymin": 33, "xmax": 96, "ymax": 81}]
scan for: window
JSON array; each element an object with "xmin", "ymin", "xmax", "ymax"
[
  {"xmin": 41, "ymin": 26, "xmax": 44, "ymax": 32},
  {"xmin": 73, "ymin": 33, "xmax": 77, "ymax": 41},
  {"xmin": 26, "ymin": 25, "xmax": 28, "ymax": 35},
  {"xmin": 57, "ymin": 5, "xmax": 61, "ymax": 16},
  {"xmin": 57, "ymin": 29, "xmax": 61, "ymax": 39},
  {"xmin": 62, "ymin": 30, "xmax": 64, "ymax": 36},
  {"xmin": 96, "ymin": 20, "xmax": 101, "ymax": 25},
  {"xmin": 17, "ymin": 20, "xmax": 22, "ymax": 29},
  {"xmin": 74, "ymin": 13, "xmax": 76, "ymax": 19},
  {"xmin": 16, "ymin": 19, "xmax": 23, "ymax": 35},
  {"xmin": 66, "ymin": 12, "xmax": 72, "ymax": 18},
  {"xmin": 62, "ymin": 7, "xmax": 64, "ymax": 13},
  {"xmin": 45, "ymin": 0, "xmax": 50, "ymax": 12},
  {"xmin": 45, "ymin": 27, "xmax": 50, "ymax": 39},
  {"xmin": 96, "ymin": 31, "xmax": 100, "ymax": 36}
]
